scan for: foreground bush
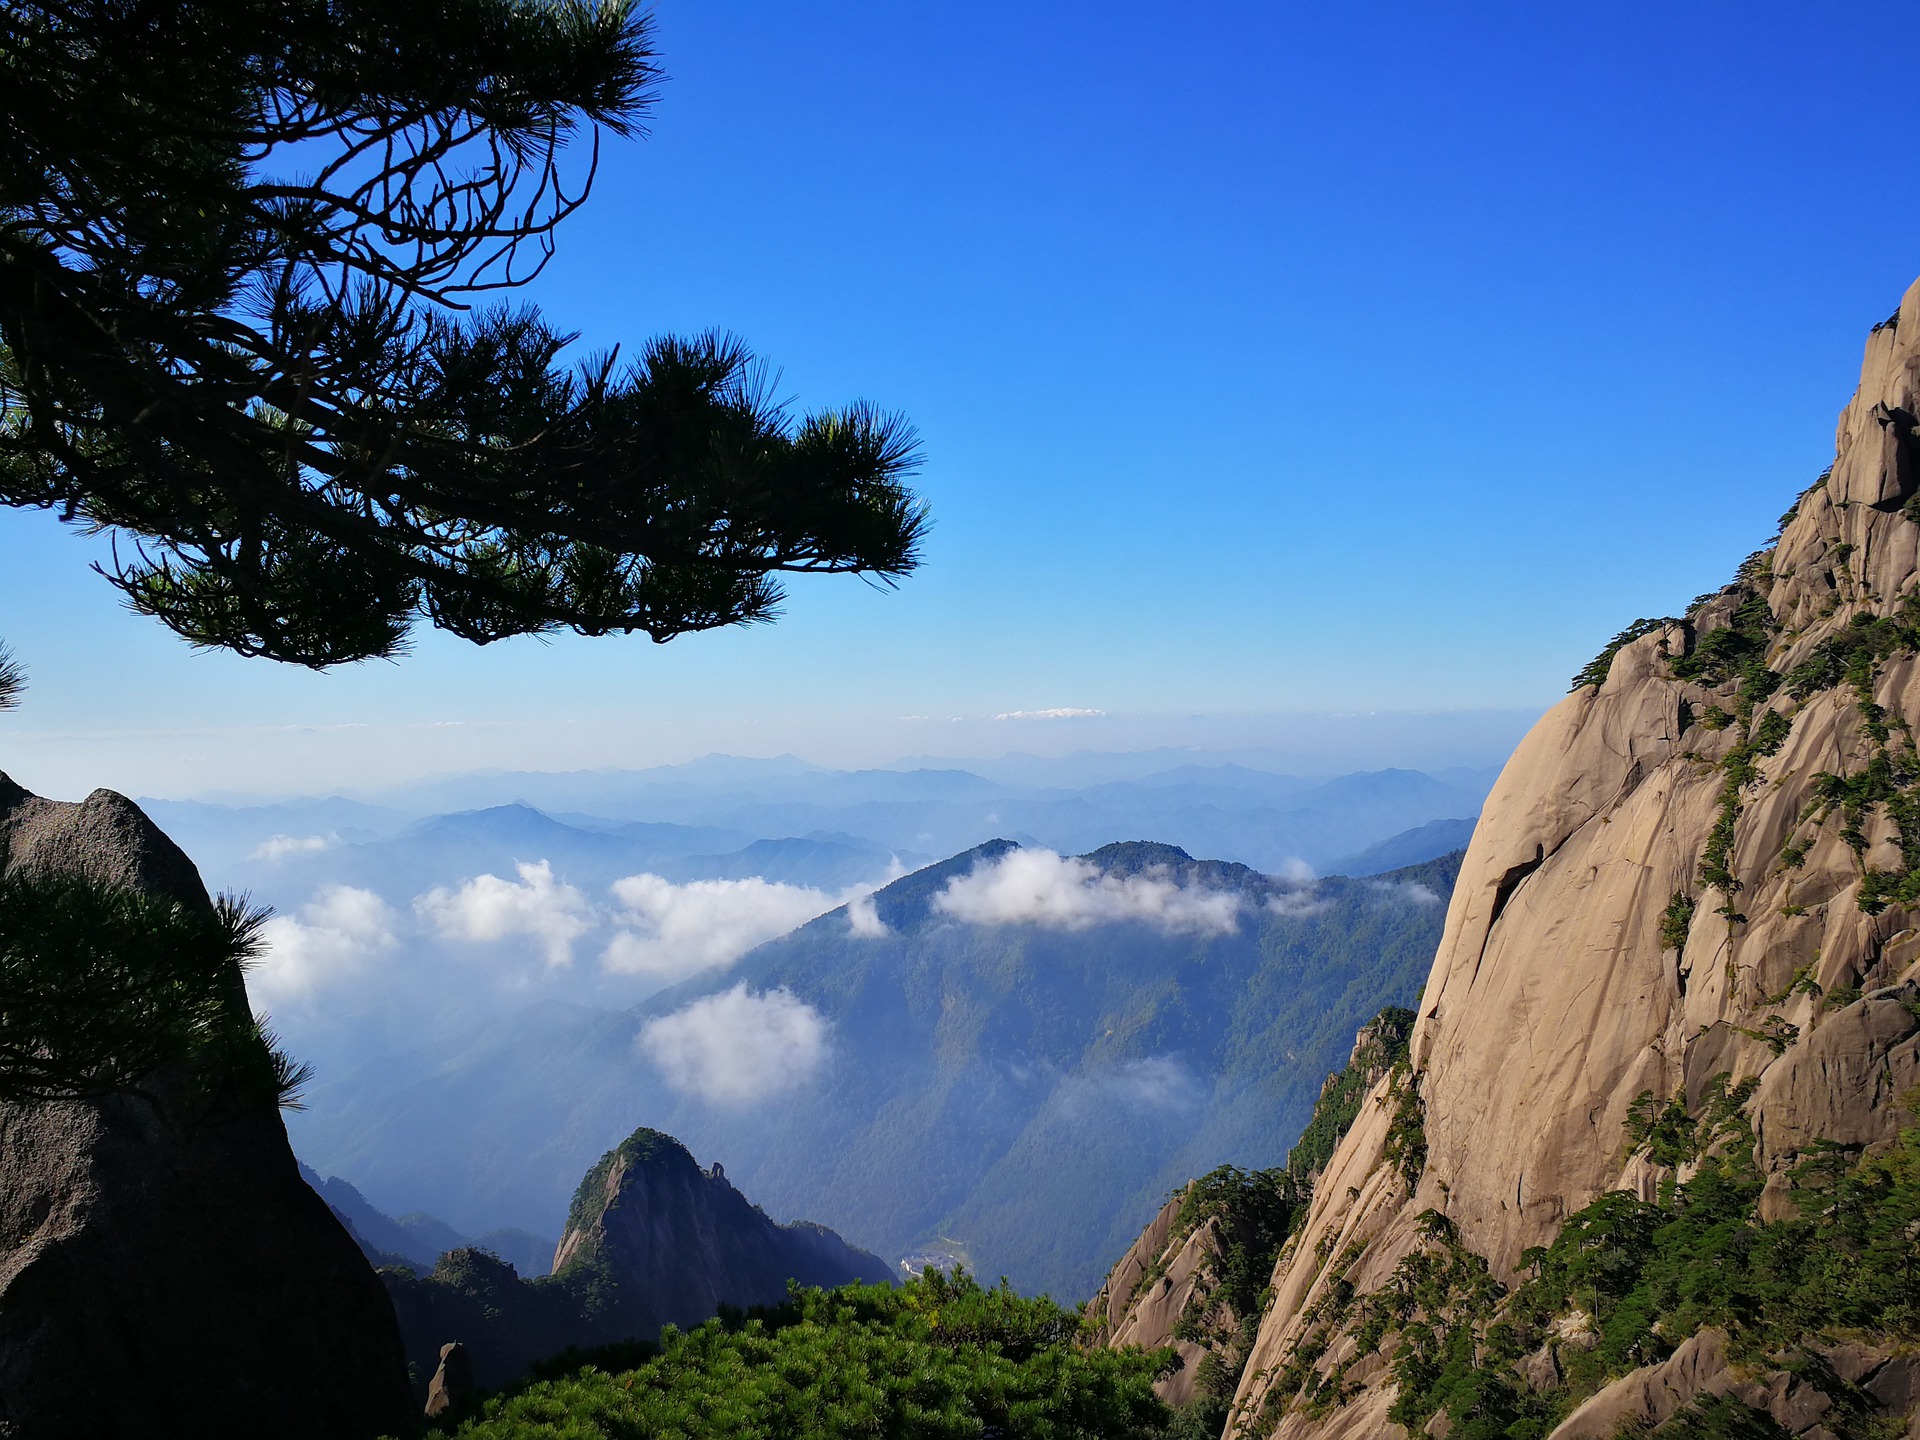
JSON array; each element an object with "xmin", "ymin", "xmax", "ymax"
[{"xmin": 429, "ymin": 1270, "xmax": 1174, "ymax": 1440}]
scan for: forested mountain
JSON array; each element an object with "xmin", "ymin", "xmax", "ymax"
[{"xmin": 294, "ymin": 840, "xmax": 1460, "ymax": 1298}]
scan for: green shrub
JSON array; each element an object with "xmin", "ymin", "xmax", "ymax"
[
  {"xmin": 429, "ymin": 1271, "xmax": 1174, "ymax": 1440},
  {"xmin": 1382, "ymin": 1061, "xmax": 1427, "ymax": 1187},
  {"xmin": 1658, "ymin": 892, "xmax": 1695, "ymax": 953},
  {"xmin": 1285, "ymin": 1006, "xmax": 1415, "ymax": 1183}
]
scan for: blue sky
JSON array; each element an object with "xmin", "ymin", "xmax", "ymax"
[{"xmin": 6, "ymin": 0, "xmax": 1920, "ymax": 798}]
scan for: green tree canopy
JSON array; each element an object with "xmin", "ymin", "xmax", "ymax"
[
  {"xmin": 435, "ymin": 1271, "xmax": 1176, "ymax": 1440},
  {"xmin": 0, "ymin": 0, "xmax": 926, "ymax": 667}
]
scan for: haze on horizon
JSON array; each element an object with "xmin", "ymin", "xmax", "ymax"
[{"xmin": 6, "ymin": 0, "xmax": 1920, "ymax": 802}]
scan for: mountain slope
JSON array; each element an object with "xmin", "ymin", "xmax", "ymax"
[
  {"xmin": 623, "ymin": 842, "xmax": 1462, "ymax": 1299},
  {"xmin": 1088, "ymin": 1008, "xmax": 1413, "ymax": 1418},
  {"xmin": 1328, "ymin": 817, "xmax": 1477, "ymax": 877},
  {"xmin": 291, "ymin": 842, "xmax": 1460, "ymax": 1299},
  {"xmin": 1222, "ymin": 278, "xmax": 1920, "ymax": 1439},
  {"xmin": 300, "ymin": 1161, "xmax": 556, "ymax": 1276}
]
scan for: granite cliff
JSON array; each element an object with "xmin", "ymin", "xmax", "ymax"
[
  {"xmin": 0, "ymin": 776, "xmax": 413, "ymax": 1438},
  {"xmin": 1088, "ymin": 1010, "xmax": 1414, "ymax": 1419},
  {"xmin": 1193, "ymin": 277, "xmax": 1920, "ymax": 1439}
]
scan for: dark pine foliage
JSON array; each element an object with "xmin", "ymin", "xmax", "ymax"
[
  {"xmin": 1570, "ymin": 618, "xmax": 1674, "ymax": 692},
  {"xmin": 432, "ymin": 1270, "xmax": 1176, "ymax": 1440},
  {"xmin": 0, "ymin": 642, "xmax": 21, "ymax": 708},
  {"xmin": 0, "ymin": 872, "xmax": 306, "ymax": 1109},
  {"xmin": 0, "ymin": 0, "xmax": 927, "ymax": 667}
]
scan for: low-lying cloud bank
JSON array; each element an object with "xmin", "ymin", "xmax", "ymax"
[
  {"xmin": 254, "ymin": 885, "xmax": 399, "ymax": 1002},
  {"xmin": 933, "ymin": 848, "xmax": 1242, "ymax": 936},
  {"xmin": 251, "ymin": 859, "xmax": 895, "ymax": 1012},
  {"xmin": 636, "ymin": 984, "xmax": 830, "ymax": 1105},
  {"xmin": 604, "ymin": 874, "xmax": 844, "ymax": 982},
  {"xmin": 417, "ymin": 860, "xmax": 592, "ymax": 968},
  {"xmin": 251, "ymin": 833, "xmax": 336, "ymax": 862}
]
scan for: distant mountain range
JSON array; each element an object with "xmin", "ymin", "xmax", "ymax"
[
  {"xmin": 146, "ymin": 752, "xmax": 1494, "ymax": 884},
  {"xmin": 299, "ymin": 1163, "xmax": 555, "ymax": 1278},
  {"xmin": 291, "ymin": 839, "xmax": 1463, "ymax": 1300},
  {"xmin": 131, "ymin": 751, "xmax": 1483, "ymax": 1300}
]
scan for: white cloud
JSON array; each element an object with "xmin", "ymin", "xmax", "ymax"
[
  {"xmin": 933, "ymin": 849, "xmax": 1241, "ymax": 935},
  {"xmin": 250, "ymin": 833, "xmax": 335, "ymax": 862},
  {"xmin": 601, "ymin": 873, "xmax": 839, "ymax": 982},
  {"xmin": 416, "ymin": 860, "xmax": 592, "ymax": 968},
  {"xmin": 1271, "ymin": 857, "xmax": 1316, "ymax": 883},
  {"xmin": 1371, "ymin": 879, "xmax": 1443, "ymax": 906},
  {"xmin": 847, "ymin": 893, "xmax": 888, "ymax": 938},
  {"xmin": 252, "ymin": 885, "xmax": 398, "ymax": 1004},
  {"xmin": 1267, "ymin": 889, "xmax": 1329, "ymax": 918},
  {"xmin": 993, "ymin": 707, "xmax": 1106, "ymax": 721},
  {"xmin": 1060, "ymin": 1057, "xmax": 1205, "ymax": 1117},
  {"xmin": 637, "ymin": 985, "xmax": 829, "ymax": 1105}
]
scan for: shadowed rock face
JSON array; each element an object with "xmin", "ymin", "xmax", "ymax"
[
  {"xmin": 1221, "ymin": 280, "xmax": 1920, "ymax": 1439},
  {"xmin": 0, "ymin": 775, "xmax": 414, "ymax": 1440},
  {"xmin": 554, "ymin": 1128, "xmax": 895, "ymax": 1338}
]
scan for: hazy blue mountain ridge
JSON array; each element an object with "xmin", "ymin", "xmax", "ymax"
[
  {"xmin": 1330, "ymin": 816, "xmax": 1478, "ymax": 876},
  {"xmin": 290, "ymin": 839, "xmax": 1461, "ymax": 1299}
]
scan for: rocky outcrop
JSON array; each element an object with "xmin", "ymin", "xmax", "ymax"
[
  {"xmin": 382, "ymin": 1246, "xmax": 602, "ymax": 1398},
  {"xmin": 1091, "ymin": 1010, "xmax": 1416, "ymax": 1413},
  {"xmin": 0, "ymin": 776, "xmax": 414, "ymax": 1439},
  {"xmin": 553, "ymin": 1128, "xmax": 894, "ymax": 1338},
  {"xmin": 425, "ymin": 1340, "xmax": 477, "ymax": 1420},
  {"xmin": 383, "ymin": 1127, "xmax": 892, "ymax": 1399},
  {"xmin": 1087, "ymin": 1187, "xmax": 1220, "ymax": 1405},
  {"xmin": 1224, "ymin": 280, "xmax": 1920, "ymax": 1439}
]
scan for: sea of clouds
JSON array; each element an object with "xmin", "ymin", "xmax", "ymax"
[
  {"xmin": 247, "ymin": 855, "xmax": 900, "ymax": 1107},
  {"xmin": 250, "ymin": 843, "xmax": 1352, "ymax": 1107}
]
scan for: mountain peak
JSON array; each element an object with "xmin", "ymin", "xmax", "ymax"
[{"xmin": 549, "ymin": 1127, "xmax": 891, "ymax": 1339}]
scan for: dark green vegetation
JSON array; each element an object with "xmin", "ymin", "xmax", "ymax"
[
  {"xmin": 0, "ymin": 0, "xmax": 923, "ymax": 667},
  {"xmin": 1659, "ymin": 891, "xmax": 1696, "ymax": 953},
  {"xmin": 0, "ymin": 643, "xmax": 20, "ymax": 709},
  {"xmin": 0, "ymin": 871, "xmax": 306, "ymax": 1109},
  {"xmin": 1283, "ymin": 1007, "xmax": 1415, "ymax": 1182},
  {"xmin": 1253, "ymin": 1077, "xmax": 1920, "ymax": 1440},
  {"xmin": 420, "ymin": 1271, "xmax": 1175, "ymax": 1440},
  {"xmin": 1571, "ymin": 618, "xmax": 1676, "ymax": 692}
]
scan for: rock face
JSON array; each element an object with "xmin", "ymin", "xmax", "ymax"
[
  {"xmin": 1087, "ymin": 1187, "xmax": 1222, "ymax": 1406},
  {"xmin": 425, "ymin": 1340, "xmax": 477, "ymax": 1419},
  {"xmin": 0, "ymin": 777, "xmax": 414, "ymax": 1438},
  {"xmin": 1223, "ymin": 280, "xmax": 1920, "ymax": 1439},
  {"xmin": 552, "ymin": 1127, "xmax": 895, "ymax": 1338},
  {"xmin": 1090, "ymin": 1010, "xmax": 1414, "ymax": 1413}
]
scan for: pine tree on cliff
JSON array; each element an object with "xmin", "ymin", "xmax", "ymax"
[
  {"xmin": 0, "ymin": 0, "xmax": 925, "ymax": 1104},
  {"xmin": 0, "ymin": 0, "xmax": 926, "ymax": 668}
]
